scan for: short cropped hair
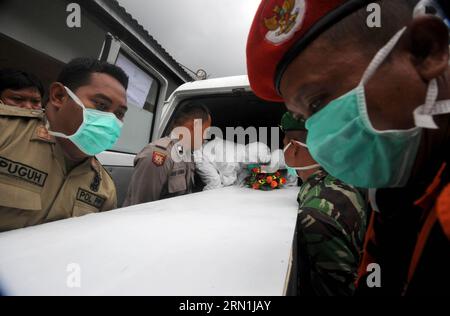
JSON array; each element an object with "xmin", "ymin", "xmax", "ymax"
[
  {"xmin": 172, "ymin": 101, "xmax": 211, "ymax": 127},
  {"xmin": 57, "ymin": 57, "xmax": 129, "ymax": 91},
  {"xmin": 0, "ymin": 68, "xmax": 44, "ymax": 97},
  {"xmin": 322, "ymin": 0, "xmax": 419, "ymax": 56}
]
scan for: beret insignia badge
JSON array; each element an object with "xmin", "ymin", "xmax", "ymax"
[{"xmin": 263, "ymin": 0, "xmax": 306, "ymax": 45}]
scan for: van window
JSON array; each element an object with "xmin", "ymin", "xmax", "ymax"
[
  {"xmin": 112, "ymin": 52, "xmax": 160, "ymax": 154},
  {"xmin": 164, "ymin": 94, "xmax": 286, "ymax": 150}
]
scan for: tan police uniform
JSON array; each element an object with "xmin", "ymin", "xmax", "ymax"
[
  {"xmin": 0, "ymin": 103, "xmax": 117, "ymax": 232},
  {"xmin": 123, "ymin": 137, "xmax": 195, "ymax": 207}
]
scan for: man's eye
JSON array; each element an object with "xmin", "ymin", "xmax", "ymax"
[
  {"xmin": 311, "ymin": 102, "xmax": 321, "ymax": 113},
  {"xmin": 308, "ymin": 97, "xmax": 327, "ymax": 114},
  {"xmin": 115, "ymin": 112, "xmax": 125, "ymax": 120},
  {"xmin": 94, "ymin": 101, "xmax": 108, "ymax": 111}
]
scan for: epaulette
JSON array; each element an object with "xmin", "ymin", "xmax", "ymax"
[
  {"xmin": 0, "ymin": 103, "xmax": 44, "ymax": 119},
  {"xmin": 153, "ymin": 137, "xmax": 173, "ymax": 151}
]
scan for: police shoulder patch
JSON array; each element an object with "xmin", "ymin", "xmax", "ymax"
[{"xmin": 152, "ymin": 151, "xmax": 167, "ymax": 167}]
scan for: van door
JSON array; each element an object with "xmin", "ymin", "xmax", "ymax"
[{"xmin": 97, "ymin": 34, "xmax": 169, "ymax": 206}]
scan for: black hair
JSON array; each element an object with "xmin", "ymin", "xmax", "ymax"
[
  {"xmin": 172, "ymin": 101, "xmax": 211, "ymax": 127},
  {"xmin": 322, "ymin": 0, "xmax": 419, "ymax": 56},
  {"xmin": 57, "ymin": 57, "xmax": 129, "ymax": 91},
  {"xmin": 0, "ymin": 68, "xmax": 45, "ymax": 97}
]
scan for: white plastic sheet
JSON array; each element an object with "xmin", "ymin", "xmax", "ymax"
[{"xmin": 0, "ymin": 186, "xmax": 299, "ymax": 296}]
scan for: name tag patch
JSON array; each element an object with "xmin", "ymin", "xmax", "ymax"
[
  {"xmin": 170, "ymin": 169, "xmax": 186, "ymax": 177},
  {"xmin": 0, "ymin": 156, "xmax": 47, "ymax": 187},
  {"xmin": 76, "ymin": 188, "xmax": 105, "ymax": 209}
]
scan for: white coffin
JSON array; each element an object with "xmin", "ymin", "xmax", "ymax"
[{"xmin": 0, "ymin": 186, "xmax": 299, "ymax": 296}]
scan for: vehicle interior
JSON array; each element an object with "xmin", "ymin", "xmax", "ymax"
[
  {"xmin": 109, "ymin": 91, "xmax": 287, "ymax": 206},
  {"xmin": 164, "ymin": 93, "xmax": 286, "ymax": 147},
  {"xmin": 0, "ymin": 33, "xmax": 64, "ymax": 99},
  {"xmin": 161, "ymin": 92, "xmax": 287, "ymax": 193}
]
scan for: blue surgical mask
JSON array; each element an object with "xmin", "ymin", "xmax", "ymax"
[
  {"xmin": 305, "ymin": 27, "xmax": 450, "ymax": 189},
  {"xmin": 286, "ymin": 166, "xmax": 300, "ymax": 178},
  {"xmin": 48, "ymin": 87, "xmax": 123, "ymax": 156}
]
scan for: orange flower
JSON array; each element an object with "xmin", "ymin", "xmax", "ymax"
[
  {"xmin": 266, "ymin": 176, "xmax": 273, "ymax": 183},
  {"xmin": 252, "ymin": 168, "xmax": 260, "ymax": 174},
  {"xmin": 252, "ymin": 183, "xmax": 260, "ymax": 190},
  {"xmin": 280, "ymin": 178, "xmax": 286, "ymax": 185},
  {"xmin": 271, "ymin": 181, "xmax": 278, "ymax": 189}
]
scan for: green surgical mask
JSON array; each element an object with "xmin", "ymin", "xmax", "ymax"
[
  {"xmin": 49, "ymin": 87, "xmax": 123, "ymax": 156},
  {"xmin": 305, "ymin": 28, "xmax": 424, "ymax": 189}
]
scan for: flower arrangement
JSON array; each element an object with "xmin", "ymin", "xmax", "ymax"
[{"xmin": 245, "ymin": 167, "xmax": 287, "ymax": 191}]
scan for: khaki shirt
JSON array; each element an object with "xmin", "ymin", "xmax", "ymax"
[
  {"xmin": 123, "ymin": 137, "xmax": 195, "ymax": 207},
  {"xmin": 0, "ymin": 104, "xmax": 117, "ymax": 232}
]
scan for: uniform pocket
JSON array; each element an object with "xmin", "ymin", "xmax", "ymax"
[
  {"xmin": 0, "ymin": 180, "xmax": 42, "ymax": 211},
  {"xmin": 72, "ymin": 200, "xmax": 100, "ymax": 218},
  {"xmin": 168, "ymin": 174, "xmax": 187, "ymax": 194}
]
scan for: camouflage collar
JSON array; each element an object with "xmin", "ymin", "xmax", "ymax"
[{"xmin": 305, "ymin": 167, "xmax": 327, "ymax": 184}]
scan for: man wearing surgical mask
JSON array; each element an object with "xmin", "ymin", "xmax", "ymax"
[
  {"xmin": 0, "ymin": 58, "xmax": 129, "ymax": 232},
  {"xmin": 248, "ymin": 0, "xmax": 450, "ymax": 295},
  {"xmin": 282, "ymin": 116, "xmax": 320, "ymax": 184},
  {"xmin": 281, "ymin": 112, "xmax": 367, "ymax": 296}
]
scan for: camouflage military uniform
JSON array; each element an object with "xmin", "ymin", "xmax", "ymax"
[{"xmin": 297, "ymin": 168, "xmax": 367, "ymax": 296}]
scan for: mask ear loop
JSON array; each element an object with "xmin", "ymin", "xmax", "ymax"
[
  {"xmin": 414, "ymin": 79, "xmax": 439, "ymax": 129},
  {"xmin": 64, "ymin": 86, "xmax": 86, "ymax": 110},
  {"xmin": 283, "ymin": 141, "xmax": 321, "ymax": 171},
  {"xmin": 47, "ymin": 87, "xmax": 87, "ymax": 139},
  {"xmin": 360, "ymin": 27, "xmax": 407, "ymax": 86},
  {"xmin": 283, "ymin": 142, "xmax": 292, "ymax": 154},
  {"xmin": 432, "ymin": 99, "xmax": 450, "ymax": 115}
]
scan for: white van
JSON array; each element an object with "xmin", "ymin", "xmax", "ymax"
[
  {"xmin": 98, "ymin": 75, "xmax": 289, "ymax": 205},
  {"xmin": 0, "ymin": 75, "xmax": 299, "ymax": 296}
]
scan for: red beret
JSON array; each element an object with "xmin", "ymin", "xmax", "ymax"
[{"xmin": 247, "ymin": 0, "xmax": 371, "ymax": 102}]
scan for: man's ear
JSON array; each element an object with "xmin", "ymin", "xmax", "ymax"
[
  {"xmin": 183, "ymin": 119, "xmax": 195, "ymax": 131},
  {"xmin": 48, "ymin": 82, "xmax": 67, "ymax": 110},
  {"xmin": 402, "ymin": 16, "xmax": 449, "ymax": 81}
]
